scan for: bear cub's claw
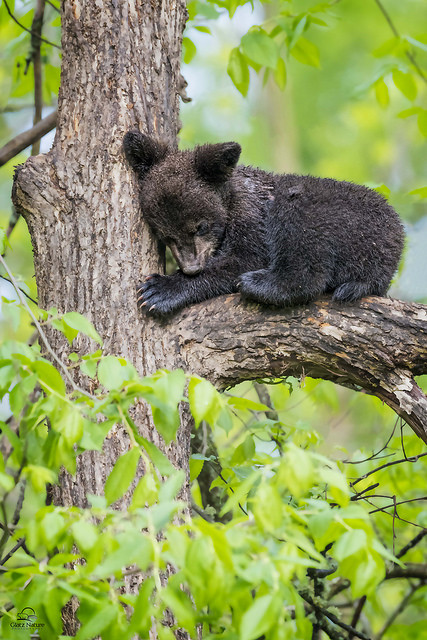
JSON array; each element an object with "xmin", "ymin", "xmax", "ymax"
[{"xmin": 137, "ymin": 274, "xmax": 181, "ymax": 316}]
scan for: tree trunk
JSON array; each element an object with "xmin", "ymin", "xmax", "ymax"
[{"xmin": 12, "ymin": 0, "xmax": 189, "ymax": 605}]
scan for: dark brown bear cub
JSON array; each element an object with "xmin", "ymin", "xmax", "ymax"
[{"xmin": 123, "ymin": 131, "xmax": 404, "ymax": 316}]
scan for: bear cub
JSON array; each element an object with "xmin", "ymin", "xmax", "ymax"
[{"xmin": 123, "ymin": 131, "xmax": 404, "ymax": 316}]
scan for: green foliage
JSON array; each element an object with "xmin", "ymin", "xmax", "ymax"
[{"xmin": 1, "ymin": 268, "xmax": 426, "ymax": 638}]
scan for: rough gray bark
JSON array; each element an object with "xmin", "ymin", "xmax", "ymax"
[
  {"xmin": 12, "ymin": 0, "xmax": 190, "ymax": 540},
  {"xmin": 160, "ymin": 295, "xmax": 427, "ymax": 443}
]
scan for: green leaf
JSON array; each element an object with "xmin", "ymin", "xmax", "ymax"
[
  {"xmin": 397, "ymin": 106, "xmax": 422, "ymax": 118},
  {"xmin": 374, "ymin": 77, "xmax": 389, "ymax": 108},
  {"xmin": 98, "ymin": 355, "xmax": 128, "ymax": 390},
  {"xmin": 0, "ymin": 360, "xmax": 16, "ymax": 393},
  {"xmin": 24, "ymin": 464, "xmax": 56, "ymax": 492},
  {"xmin": 320, "ymin": 468, "xmax": 350, "ymax": 506},
  {"xmin": 188, "ymin": 377, "xmax": 222, "ymax": 428},
  {"xmin": 140, "ymin": 437, "xmax": 174, "ymax": 476},
  {"xmin": 239, "ymin": 594, "xmax": 276, "ymax": 640},
  {"xmin": 392, "ymin": 69, "xmax": 417, "ymax": 101},
  {"xmin": 291, "ymin": 37, "xmax": 320, "ymax": 68},
  {"xmin": 9, "ymin": 373, "xmax": 37, "ymax": 416},
  {"xmin": 220, "ymin": 470, "xmax": 259, "ymax": 516},
  {"xmin": 372, "ymin": 37, "xmax": 401, "ymax": 58},
  {"xmin": 80, "ymin": 358, "xmax": 97, "ymax": 378},
  {"xmin": 280, "ymin": 444, "xmax": 314, "ymax": 498},
  {"xmin": 32, "ymin": 361, "xmax": 66, "ymax": 395},
  {"xmin": 146, "ymin": 370, "xmax": 186, "ymax": 443},
  {"xmin": 62, "ymin": 311, "xmax": 103, "ymax": 345},
  {"xmin": 241, "ymin": 28, "xmax": 280, "ymax": 69},
  {"xmin": 79, "ymin": 418, "xmax": 113, "ymax": 451},
  {"xmin": 71, "ymin": 520, "xmax": 98, "ymax": 552},
  {"xmin": 0, "ymin": 471, "xmax": 15, "ymax": 492},
  {"xmin": 0, "ymin": 228, "xmax": 11, "ymax": 254},
  {"xmin": 404, "ymin": 35, "xmax": 427, "ymax": 53},
  {"xmin": 182, "ymin": 37, "xmax": 197, "ymax": 64},
  {"xmin": 372, "ymin": 183, "xmax": 391, "ymax": 199},
  {"xmin": 289, "ymin": 15, "xmax": 307, "ymax": 50},
  {"xmin": 104, "ymin": 447, "xmax": 141, "ymax": 505},
  {"xmin": 194, "ymin": 26, "xmax": 211, "ymax": 34},
  {"xmin": 334, "ymin": 529, "xmax": 367, "ymax": 560},
  {"xmin": 95, "ymin": 532, "xmax": 154, "ymax": 577},
  {"xmin": 409, "ymin": 186, "xmax": 427, "ymax": 199},
  {"xmin": 75, "ymin": 605, "xmax": 117, "ymax": 640},
  {"xmin": 131, "ymin": 472, "xmax": 159, "ymax": 509},
  {"xmin": 161, "ymin": 584, "xmax": 196, "ymax": 632},
  {"xmin": 190, "ymin": 456, "xmax": 204, "ymax": 482},
  {"xmin": 274, "ymin": 57, "xmax": 287, "ymax": 90},
  {"xmin": 55, "ymin": 318, "xmax": 78, "ymax": 344},
  {"xmin": 158, "ymin": 470, "xmax": 185, "ymax": 502},
  {"xmin": 227, "ymin": 47, "xmax": 250, "ymax": 96},
  {"xmin": 418, "ymin": 110, "xmax": 427, "ymax": 137},
  {"xmin": 227, "ymin": 396, "xmax": 270, "ymax": 412},
  {"xmin": 54, "ymin": 406, "xmax": 84, "ymax": 445}
]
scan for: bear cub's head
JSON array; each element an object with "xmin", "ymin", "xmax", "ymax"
[{"xmin": 123, "ymin": 131, "xmax": 241, "ymax": 275}]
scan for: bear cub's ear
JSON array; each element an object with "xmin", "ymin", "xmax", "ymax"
[
  {"xmin": 123, "ymin": 131, "xmax": 169, "ymax": 177},
  {"xmin": 194, "ymin": 142, "xmax": 241, "ymax": 184}
]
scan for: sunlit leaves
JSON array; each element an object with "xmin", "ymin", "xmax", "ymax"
[
  {"xmin": 188, "ymin": 376, "xmax": 222, "ymax": 427},
  {"xmin": 392, "ymin": 69, "xmax": 417, "ymax": 101},
  {"xmin": 182, "ymin": 37, "xmax": 197, "ymax": 64},
  {"xmin": 241, "ymin": 28, "xmax": 280, "ymax": 69},
  {"xmin": 98, "ymin": 355, "xmax": 129, "ymax": 390},
  {"xmin": 62, "ymin": 311, "xmax": 103, "ymax": 346},
  {"xmin": 290, "ymin": 36, "xmax": 320, "ymax": 68},
  {"xmin": 240, "ymin": 594, "xmax": 281, "ymax": 640},
  {"xmin": 227, "ymin": 46, "xmax": 250, "ymax": 96},
  {"xmin": 274, "ymin": 57, "xmax": 287, "ymax": 90},
  {"xmin": 374, "ymin": 77, "xmax": 389, "ymax": 108},
  {"xmin": 104, "ymin": 447, "xmax": 141, "ymax": 505}
]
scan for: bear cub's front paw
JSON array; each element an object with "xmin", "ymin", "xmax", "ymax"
[{"xmin": 137, "ymin": 274, "xmax": 181, "ymax": 316}]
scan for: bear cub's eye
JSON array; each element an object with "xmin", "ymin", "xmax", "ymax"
[{"xmin": 195, "ymin": 221, "xmax": 210, "ymax": 236}]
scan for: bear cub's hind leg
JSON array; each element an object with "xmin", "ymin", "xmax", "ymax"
[{"xmin": 239, "ymin": 267, "xmax": 328, "ymax": 307}]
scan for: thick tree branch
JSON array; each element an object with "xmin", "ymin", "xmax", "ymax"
[
  {"xmin": 386, "ymin": 563, "xmax": 427, "ymax": 580},
  {"xmin": 0, "ymin": 110, "xmax": 57, "ymax": 166},
  {"xmin": 162, "ymin": 295, "xmax": 427, "ymax": 443}
]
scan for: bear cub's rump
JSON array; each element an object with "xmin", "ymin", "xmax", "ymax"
[{"xmin": 123, "ymin": 131, "xmax": 404, "ymax": 316}]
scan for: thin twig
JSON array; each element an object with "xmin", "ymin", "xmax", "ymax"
[
  {"xmin": 3, "ymin": 0, "xmax": 60, "ymax": 49},
  {"xmin": 369, "ymin": 496, "xmax": 427, "ymax": 515},
  {"xmin": 392, "ymin": 494, "xmax": 397, "ymax": 555},
  {"xmin": 396, "ymin": 529, "xmax": 427, "ymax": 559},
  {"xmin": 45, "ymin": 0, "xmax": 60, "ymax": 12},
  {"xmin": 343, "ymin": 417, "xmax": 399, "ymax": 465},
  {"xmin": 374, "ymin": 581, "xmax": 424, "ymax": 639},
  {"xmin": 373, "ymin": 0, "xmax": 426, "ymax": 82},
  {"xmin": 253, "ymin": 382, "xmax": 279, "ymax": 421},
  {"xmin": 0, "ymin": 110, "xmax": 57, "ymax": 167},
  {"xmin": 0, "ymin": 275, "xmax": 38, "ymax": 305},
  {"xmin": 12, "ymin": 481, "xmax": 26, "ymax": 527},
  {"xmin": 350, "ymin": 452, "xmax": 427, "ymax": 487},
  {"xmin": 349, "ymin": 595, "xmax": 367, "ymax": 640},
  {"xmin": 0, "ymin": 538, "xmax": 26, "ymax": 566},
  {"xmin": 0, "ymin": 254, "xmax": 95, "ymax": 400},
  {"xmin": 299, "ymin": 590, "xmax": 371, "ymax": 640},
  {"xmin": 386, "ymin": 563, "xmax": 427, "ymax": 580}
]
